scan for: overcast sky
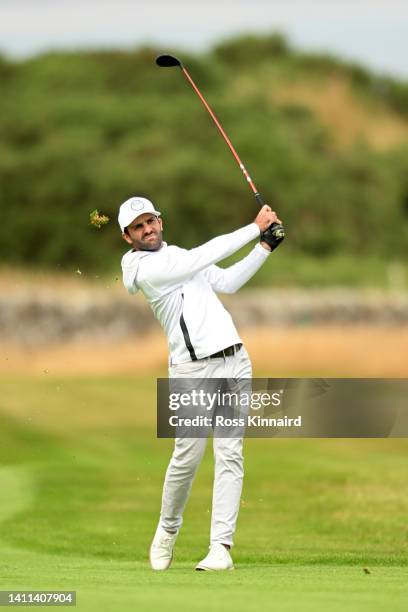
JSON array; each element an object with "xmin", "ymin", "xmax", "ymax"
[{"xmin": 1, "ymin": 0, "xmax": 407, "ymax": 79}]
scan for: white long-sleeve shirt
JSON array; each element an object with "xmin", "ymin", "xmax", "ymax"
[{"xmin": 121, "ymin": 222, "xmax": 270, "ymax": 364}]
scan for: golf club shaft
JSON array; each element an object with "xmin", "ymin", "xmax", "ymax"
[
  {"xmin": 182, "ymin": 67, "xmax": 261, "ymax": 201},
  {"xmin": 181, "ymin": 65, "xmax": 285, "ymax": 241}
]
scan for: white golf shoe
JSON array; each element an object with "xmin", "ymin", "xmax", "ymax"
[
  {"xmin": 195, "ymin": 543, "xmax": 234, "ymax": 571},
  {"xmin": 149, "ymin": 525, "xmax": 178, "ymax": 570}
]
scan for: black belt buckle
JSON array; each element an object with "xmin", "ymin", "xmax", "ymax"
[{"xmin": 209, "ymin": 343, "xmax": 242, "ymax": 359}]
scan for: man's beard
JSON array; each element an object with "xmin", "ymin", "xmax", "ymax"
[{"xmin": 139, "ymin": 231, "xmax": 162, "ymax": 251}]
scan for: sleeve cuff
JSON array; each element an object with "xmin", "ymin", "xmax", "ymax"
[
  {"xmin": 248, "ymin": 222, "xmax": 261, "ymax": 237},
  {"xmin": 254, "ymin": 242, "xmax": 271, "ymax": 256}
]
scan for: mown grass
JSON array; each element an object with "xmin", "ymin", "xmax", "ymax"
[{"xmin": 0, "ymin": 374, "xmax": 407, "ymax": 611}]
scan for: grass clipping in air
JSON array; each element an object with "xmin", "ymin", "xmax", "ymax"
[{"xmin": 89, "ymin": 209, "xmax": 110, "ymax": 229}]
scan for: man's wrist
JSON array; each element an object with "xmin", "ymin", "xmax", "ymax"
[{"xmin": 259, "ymin": 241, "xmax": 272, "ymax": 252}]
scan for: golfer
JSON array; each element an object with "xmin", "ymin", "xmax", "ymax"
[{"xmin": 119, "ymin": 196, "xmax": 281, "ymax": 571}]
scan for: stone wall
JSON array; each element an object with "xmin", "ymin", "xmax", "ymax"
[{"xmin": 1, "ymin": 287, "xmax": 407, "ymax": 348}]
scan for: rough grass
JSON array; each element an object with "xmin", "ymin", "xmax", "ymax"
[{"xmin": 269, "ymin": 76, "xmax": 408, "ymax": 151}]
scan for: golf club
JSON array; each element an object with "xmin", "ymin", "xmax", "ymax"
[{"xmin": 156, "ymin": 54, "xmax": 285, "ymax": 243}]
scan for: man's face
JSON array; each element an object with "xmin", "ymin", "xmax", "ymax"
[{"xmin": 122, "ymin": 213, "xmax": 163, "ymax": 251}]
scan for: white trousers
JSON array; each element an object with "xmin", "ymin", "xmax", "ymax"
[{"xmin": 159, "ymin": 346, "xmax": 252, "ymax": 547}]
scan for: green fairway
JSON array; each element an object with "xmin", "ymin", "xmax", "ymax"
[{"xmin": 0, "ymin": 375, "xmax": 407, "ymax": 611}]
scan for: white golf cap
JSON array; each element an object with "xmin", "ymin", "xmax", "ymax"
[{"xmin": 118, "ymin": 196, "xmax": 161, "ymax": 232}]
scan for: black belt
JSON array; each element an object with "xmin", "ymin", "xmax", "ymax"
[{"xmin": 209, "ymin": 343, "xmax": 242, "ymax": 359}]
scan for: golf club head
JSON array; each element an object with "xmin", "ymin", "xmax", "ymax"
[{"xmin": 155, "ymin": 54, "xmax": 183, "ymax": 68}]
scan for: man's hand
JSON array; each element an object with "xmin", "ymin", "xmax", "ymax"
[
  {"xmin": 254, "ymin": 205, "xmax": 282, "ymax": 233},
  {"xmin": 261, "ymin": 223, "xmax": 285, "ymax": 251},
  {"xmin": 254, "ymin": 205, "xmax": 284, "ymax": 252}
]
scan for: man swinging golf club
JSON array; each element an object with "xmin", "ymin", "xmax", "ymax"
[{"xmin": 119, "ymin": 195, "xmax": 283, "ymax": 571}]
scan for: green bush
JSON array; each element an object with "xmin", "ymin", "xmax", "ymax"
[{"xmin": 0, "ymin": 34, "xmax": 407, "ymax": 275}]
